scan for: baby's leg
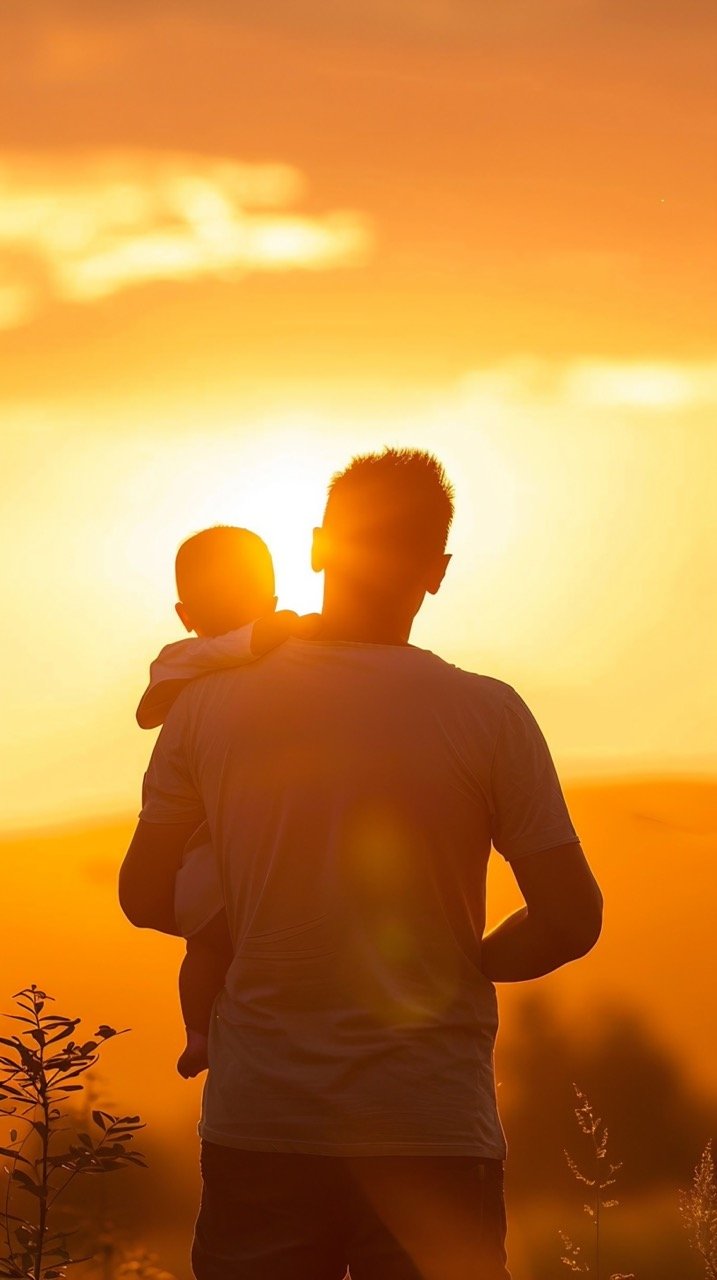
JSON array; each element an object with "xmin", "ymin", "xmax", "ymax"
[{"xmin": 178, "ymin": 910, "xmax": 233, "ymax": 1079}]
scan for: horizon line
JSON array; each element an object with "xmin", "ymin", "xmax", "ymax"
[{"xmin": 2, "ymin": 768, "xmax": 716, "ymax": 842}]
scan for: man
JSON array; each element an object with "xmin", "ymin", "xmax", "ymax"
[{"xmin": 120, "ymin": 447, "xmax": 602, "ymax": 1279}]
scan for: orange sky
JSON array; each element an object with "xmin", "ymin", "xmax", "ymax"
[
  {"xmin": 2, "ymin": 1, "xmax": 716, "ymax": 379},
  {"xmin": 1, "ymin": 2, "xmax": 716, "ymax": 829}
]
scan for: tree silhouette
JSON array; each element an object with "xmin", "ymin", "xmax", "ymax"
[{"xmin": 498, "ymin": 993, "xmax": 717, "ymax": 1199}]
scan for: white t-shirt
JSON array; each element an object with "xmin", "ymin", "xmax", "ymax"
[
  {"xmin": 136, "ymin": 622, "xmax": 254, "ymax": 730},
  {"xmin": 140, "ymin": 639, "xmax": 579, "ymax": 1158}
]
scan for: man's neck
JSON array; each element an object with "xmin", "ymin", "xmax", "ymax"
[{"xmin": 317, "ymin": 601, "xmax": 413, "ymax": 647}]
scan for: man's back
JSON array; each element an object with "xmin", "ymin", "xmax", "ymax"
[{"xmin": 144, "ymin": 638, "xmax": 578, "ymax": 1157}]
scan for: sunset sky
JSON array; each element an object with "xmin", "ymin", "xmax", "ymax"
[{"xmin": 2, "ymin": 1, "xmax": 716, "ymax": 829}]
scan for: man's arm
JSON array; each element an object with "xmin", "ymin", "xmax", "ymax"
[
  {"xmin": 137, "ymin": 612, "xmax": 321, "ymax": 728},
  {"xmin": 481, "ymin": 841, "xmax": 603, "ymax": 982},
  {"xmin": 119, "ymin": 818, "xmax": 200, "ymax": 935}
]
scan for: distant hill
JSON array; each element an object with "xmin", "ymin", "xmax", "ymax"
[{"xmin": 2, "ymin": 776, "xmax": 716, "ymax": 1127}]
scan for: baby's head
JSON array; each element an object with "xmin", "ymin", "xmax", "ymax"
[{"xmin": 175, "ymin": 526, "xmax": 276, "ymax": 637}]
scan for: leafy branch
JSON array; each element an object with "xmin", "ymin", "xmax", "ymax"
[{"xmin": 0, "ymin": 986, "xmax": 146, "ymax": 1280}]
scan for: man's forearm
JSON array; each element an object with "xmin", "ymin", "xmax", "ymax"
[
  {"xmin": 118, "ymin": 861, "xmax": 181, "ymax": 935},
  {"xmin": 119, "ymin": 819, "xmax": 198, "ymax": 937},
  {"xmin": 123, "ymin": 891, "xmax": 181, "ymax": 937},
  {"xmin": 481, "ymin": 907, "xmax": 592, "ymax": 982}
]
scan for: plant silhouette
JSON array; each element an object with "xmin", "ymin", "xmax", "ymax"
[
  {"xmin": 680, "ymin": 1140, "xmax": 717, "ymax": 1280},
  {"xmin": 499, "ymin": 993, "xmax": 717, "ymax": 1198},
  {"xmin": 560, "ymin": 1085, "xmax": 633, "ymax": 1280},
  {"xmin": 0, "ymin": 986, "xmax": 146, "ymax": 1280}
]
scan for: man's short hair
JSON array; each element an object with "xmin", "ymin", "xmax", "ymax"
[
  {"xmin": 175, "ymin": 526, "xmax": 275, "ymax": 635},
  {"xmin": 323, "ymin": 448, "xmax": 454, "ymax": 565}
]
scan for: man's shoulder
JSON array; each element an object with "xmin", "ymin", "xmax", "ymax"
[
  {"xmin": 415, "ymin": 648, "xmax": 516, "ymax": 706},
  {"xmin": 178, "ymin": 643, "xmax": 519, "ymax": 721}
]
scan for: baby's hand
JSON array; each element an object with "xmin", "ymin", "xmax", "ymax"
[
  {"xmin": 177, "ymin": 1031, "xmax": 209, "ymax": 1079},
  {"xmin": 250, "ymin": 610, "xmax": 321, "ymax": 656}
]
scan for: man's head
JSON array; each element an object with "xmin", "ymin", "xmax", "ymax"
[
  {"xmin": 175, "ymin": 526, "xmax": 276, "ymax": 637},
  {"xmin": 312, "ymin": 448, "xmax": 454, "ymax": 626}
]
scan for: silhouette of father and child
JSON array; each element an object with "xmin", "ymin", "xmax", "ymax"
[{"xmin": 120, "ymin": 447, "xmax": 603, "ymax": 1280}]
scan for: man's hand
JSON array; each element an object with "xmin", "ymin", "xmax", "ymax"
[
  {"xmin": 481, "ymin": 841, "xmax": 603, "ymax": 982},
  {"xmin": 250, "ymin": 611, "xmax": 321, "ymax": 656},
  {"xmin": 119, "ymin": 818, "xmax": 200, "ymax": 935}
]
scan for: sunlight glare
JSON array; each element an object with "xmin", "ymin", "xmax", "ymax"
[{"xmin": 141, "ymin": 424, "xmax": 341, "ymax": 613}]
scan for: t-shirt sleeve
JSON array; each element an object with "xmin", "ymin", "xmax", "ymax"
[
  {"xmin": 136, "ymin": 623, "xmax": 255, "ymax": 729},
  {"xmin": 489, "ymin": 687, "xmax": 579, "ymax": 860},
  {"xmin": 139, "ymin": 694, "xmax": 205, "ymax": 826}
]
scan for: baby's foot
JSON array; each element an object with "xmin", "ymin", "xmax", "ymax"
[{"xmin": 177, "ymin": 1030, "xmax": 209, "ymax": 1079}]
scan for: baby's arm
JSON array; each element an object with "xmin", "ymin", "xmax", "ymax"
[
  {"xmin": 136, "ymin": 610, "xmax": 319, "ymax": 729},
  {"xmin": 137, "ymin": 625, "xmax": 253, "ymax": 729}
]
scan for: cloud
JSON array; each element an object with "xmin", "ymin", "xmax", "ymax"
[
  {"xmin": 459, "ymin": 357, "xmax": 717, "ymax": 412},
  {"xmin": 0, "ymin": 151, "xmax": 374, "ymax": 327},
  {"xmin": 561, "ymin": 361, "xmax": 717, "ymax": 410}
]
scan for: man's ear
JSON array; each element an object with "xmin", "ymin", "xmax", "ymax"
[
  {"xmin": 311, "ymin": 527, "xmax": 326, "ymax": 574},
  {"xmin": 175, "ymin": 601, "xmax": 193, "ymax": 633},
  {"xmin": 425, "ymin": 553, "xmax": 451, "ymax": 596}
]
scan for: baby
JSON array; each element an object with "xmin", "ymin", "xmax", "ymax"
[{"xmin": 137, "ymin": 525, "xmax": 316, "ymax": 1078}]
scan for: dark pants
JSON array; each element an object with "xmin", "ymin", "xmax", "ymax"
[{"xmin": 192, "ymin": 1142, "xmax": 511, "ymax": 1280}]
